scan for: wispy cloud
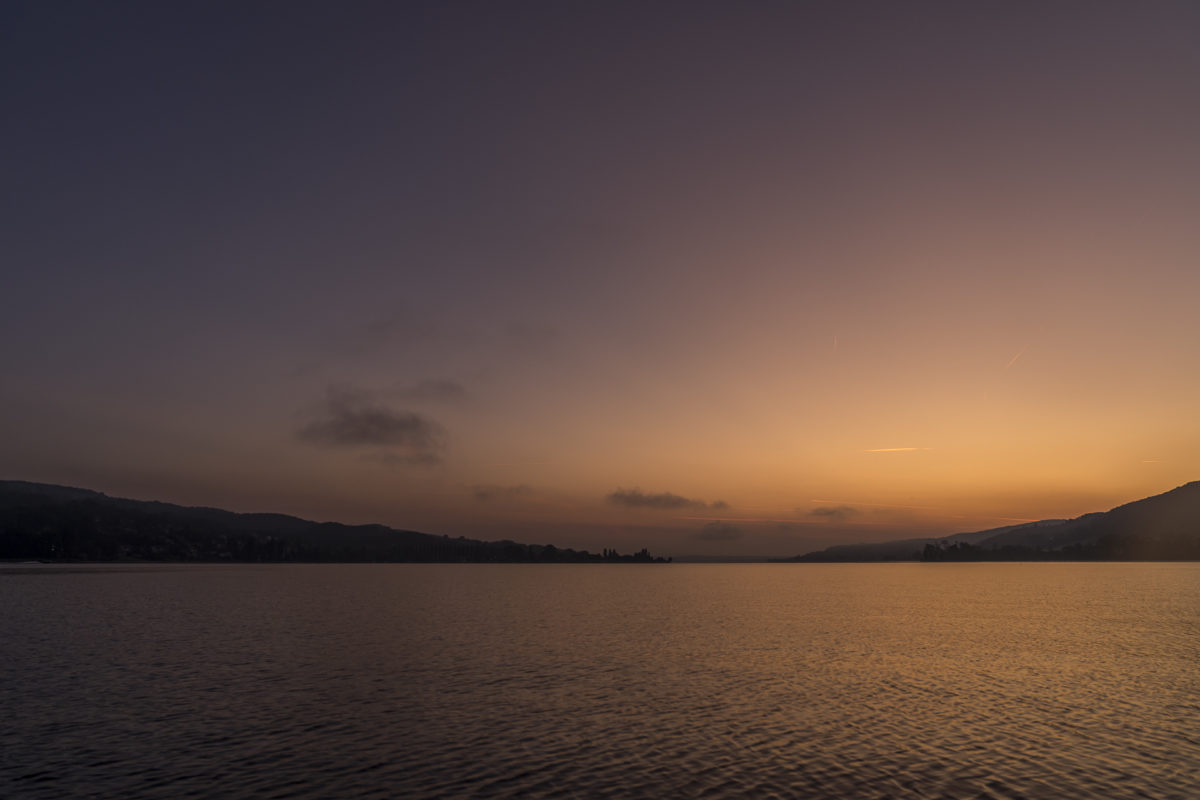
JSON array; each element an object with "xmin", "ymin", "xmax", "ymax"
[
  {"xmin": 298, "ymin": 385, "xmax": 445, "ymax": 466},
  {"xmin": 607, "ymin": 488, "xmax": 728, "ymax": 510},
  {"xmin": 863, "ymin": 447, "xmax": 932, "ymax": 453},
  {"xmin": 607, "ymin": 488, "xmax": 705, "ymax": 509},
  {"xmin": 807, "ymin": 505, "xmax": 859, "ymax": 521}
]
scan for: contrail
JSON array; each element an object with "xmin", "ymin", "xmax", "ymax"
[{"xmin": 1005, "ymin": 346, "xmax": 1027, "ymax": 369}]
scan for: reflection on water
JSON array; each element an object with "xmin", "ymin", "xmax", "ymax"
[{"xmin": 2, "ymin": 563, "xmax": 1198, "ymax": 798}]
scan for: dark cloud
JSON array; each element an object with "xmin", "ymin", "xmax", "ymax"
[
  {"xmin": 298, "ymin": 386, "xmax": 445, "ymax": 465},
  {"xmin": 299, "ymin": 403, "xmax": 441, "ymax": 449},
  {"xmin": 606, "ymin": 488, "xmax": 707, "ymax": 510},
  {"xmin": 694, "ymin": 522, "xmax": 743, "ymax": 541},
  {"xmin": 710, "ymin": 500, "xmax": 729, "ymax": 510},
  {"xmin": 395, "ymin": 379, "xmax": 469, "ymax": 404},
  {"xmin": 472, "ymin": 484, "xmax": 532, "ymax": 503},
  {"xmin": 807, "ymin": 505, "xmax": 859, "ymax": 521}
]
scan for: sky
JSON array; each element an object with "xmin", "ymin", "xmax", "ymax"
[{"xmin": 4, "ymin": 1, "xmax": 1199, "ymax": 557}]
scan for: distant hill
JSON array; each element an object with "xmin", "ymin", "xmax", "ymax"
[
  {"xmin": 0, "ymin": 481, "xmax": 669, "ymax": 563},
  {"xmin": 776, "ymin": 522, "xmax": 1057, "ymax": 563},
  {"xmin": 782, "ymin": 482, "xmax": 1200, "ymax": 562}
]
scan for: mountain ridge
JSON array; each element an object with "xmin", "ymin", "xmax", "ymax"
[
  {"xmin": 782, "ymin": 482, "xmax": 1200, "ymax": 562},
  {"xmin": 0, "ymin": 480, "xmax": 669, "ymax": 563}
]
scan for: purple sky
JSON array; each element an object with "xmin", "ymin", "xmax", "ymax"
[{"xmin": 5, "ymin": 2, "xmax": 1200, "ymax": 556}]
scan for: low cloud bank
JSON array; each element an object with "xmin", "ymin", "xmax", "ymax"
[{"xmin": 606, "ymin": 488, "xmax": 728, "ymax": 510}]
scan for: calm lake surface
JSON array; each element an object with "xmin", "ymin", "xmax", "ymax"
[{"xmin": 2, "ymin": 563, "xmax": 1198, "ymax": 799}]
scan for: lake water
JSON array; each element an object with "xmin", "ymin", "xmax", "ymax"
[{"xmin": 1, "ymin": 563, "xmax": 1198, "ymax": 799}]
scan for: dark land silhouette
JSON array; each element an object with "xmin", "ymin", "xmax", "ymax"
[
  {"xmin": 780, "ymin": 481, "xmax": 1200, "ymax": 562},
  {"xmin": 0, "ymin": 481, "xmax": 669, "ymax": 563}
]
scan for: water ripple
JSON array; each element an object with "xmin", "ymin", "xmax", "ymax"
[{"xmin": 2, "ymin": 563, "xmax": 1199, "ymax": 798}]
